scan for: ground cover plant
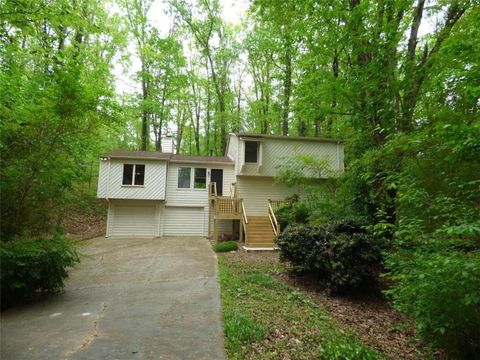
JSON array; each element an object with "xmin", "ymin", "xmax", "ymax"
[{"xmin": 218, "ymin": 252, "xmax": 384, "ymax": 360}]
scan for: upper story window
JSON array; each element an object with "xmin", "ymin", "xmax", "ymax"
[
  {"xmin": 245, "ymin": 141, "xmax": 258, "ymax": 163},
  {"xmin": 122, "ymin": 164, "xmax": 145, "ymax": 186},
  {"xmin": 178, "ymin": 167, "xmax": 191, "ymax": 188},
  {"xmin": 177, "ymin": 167, "xmax": 207, "ymax": 189}
]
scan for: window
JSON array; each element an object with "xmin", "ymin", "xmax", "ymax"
[
  {"xmin": 122, "ymin": 164, "xmax": 145, "ymax": 186},
  {"xmin": 177, "ymin": 167, "xmax": 191, "ymax": 188},
  {"xmin": 194, "ymin": 168, "xmax": 207, "ymax": 189},
  {"xmin": 245, "ymin": 141, "xmax": 258, "ymax": 163}
]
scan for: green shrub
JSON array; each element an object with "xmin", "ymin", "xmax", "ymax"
[
  {"xmin": 277, "ymin": 219, "xmax": 381, "ymax": 292},
  {"xmin": 275, "ymin": 197, "xmax": 310, "ymax": 230},
  {"xmin": 277, "ymin": 223, "xmax": 326, "ymax": 272},
  {"xmin": 214, "ymin": 240, "xmax": 238, "ymax": 253},
  {"xmin": 1, "ymin": 237, "xmax": 79, "ymax": 308},
  {"xmin": 386, "ymin": 250, "xmax": 480, "ymax": 359}
]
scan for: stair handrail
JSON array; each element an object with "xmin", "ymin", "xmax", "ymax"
[
  {"xmin": 268, "ymin": 200, "xmax": 281, "ymax": 237},
  {"xmin": 241, "ymin": 200, "xmax": 248, "ymax": 244}
]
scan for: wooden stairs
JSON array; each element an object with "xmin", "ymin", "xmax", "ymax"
[{"xmin": 245, "ymin": 216, "xmax": 277, "ymax": 249}]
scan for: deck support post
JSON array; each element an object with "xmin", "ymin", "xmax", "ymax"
[
  {"xmin": 214, "ymin": 218, "xmax": 218, "ymax": 242},
  {"xmin": 208, "ymin": 200, "xmax": 212, "ymax": 239},
  {"xmin": 239, "ymin": 220, "xmax": 244, "ymax": 243}
]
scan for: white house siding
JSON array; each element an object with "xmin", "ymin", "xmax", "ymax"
[
  {"xmin": 163, "ymin": 207, "xmax": 205, "ymax": 236},
  {"xmin": 165, "ymin": 162, "xmax": 235, "ymax": 207},
  {"xmin": 235, "ymin": 138, "xmax": 344, "ymax": 177},
  {"xmin": 107, "ymin": 200, "xmax": 161, "ymax": 237},
  {"xmin": 226, "ymin": 135, "xmax": 240, "ymax": 174},
  {"xmin": 236, "ymin": 177, "xmax": 297, "ymax": 216},
  {"xmin": 98, "ymin": 159, "xmax": 167, "ymax": 200},
  {"xmin": 97, "ymin": 160, "xmax": 108, "ymax": 198}
]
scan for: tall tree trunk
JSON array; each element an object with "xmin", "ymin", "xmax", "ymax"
[
  {"xmin": 140, "ymin": 59, "xmax": 149, "ymax": 150},
  {"xmin": 282, "ymin": 38, "xmax": 292, "ymax": 136}
]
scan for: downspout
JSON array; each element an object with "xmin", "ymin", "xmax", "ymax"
[{"xmin": 105, "ymin": 158, "xmax": 111, "ymax": 237}]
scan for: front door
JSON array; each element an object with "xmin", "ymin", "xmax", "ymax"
[{"xmin": 211, "ymin": 169, "xmax": 223, "ymax": 196}]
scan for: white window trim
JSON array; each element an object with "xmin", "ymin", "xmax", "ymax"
[
  {"xmin": 122, "ymin": 163, "xmax": 145, "ymax": 187},
  {"xmin": 176, "ymin": 167, "xmax": 208, "ymax": 190}
]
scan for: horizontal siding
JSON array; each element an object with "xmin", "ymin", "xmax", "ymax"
[
  {"xmin": 163, "ymin": 207, "xmax": 205, "ymax": 236},
  {"xmin": 108, "ymin": 200, "xmax": 161, "ymax": 237},
  {"xmin": 165, "ymin": 163, "xmax": 235, "ymax": 207},
  {"xmin": 100, "ymin": 159, "xmax": 167, "ymax": 200},
  {"xmin": 236, "ymin": 177, "xmax": 297, "ymax": 216}
]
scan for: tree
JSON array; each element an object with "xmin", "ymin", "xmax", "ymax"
[{"xmin": 0, "ymin": 0, "xmax": 120, "ymax": 240}]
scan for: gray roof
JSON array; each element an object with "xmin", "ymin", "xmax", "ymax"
[
  {"xmin": 102, "ymin": 150, "xmax": 233, "ymax": 164},
  {"xmin": 235, "ymin": 133, "xmax": 343, "ymax": 143},
  {"xmin": 171, "ymin": 154, "xmax": 233, "ymax": 164},
  {"xmin": 103, "ymin": 150, "xmax": 172, "ymax": 160}
]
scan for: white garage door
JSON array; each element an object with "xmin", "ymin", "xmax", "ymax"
[
  {"xmin": 110, "ymin": 203, "xmax": 158, "ymax": 237},
  {"xmin": 163, "ymin": 207, "xmax": 205, "ymax": 236}
]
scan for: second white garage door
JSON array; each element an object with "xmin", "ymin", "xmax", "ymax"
[{"xmin": 163, "ymin": 207, "xmax": 205, "ymax": 236}]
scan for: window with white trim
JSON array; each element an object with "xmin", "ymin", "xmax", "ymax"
[
  {"xmin": 177, "ymin": 167, "xmax": 191, "ymax": 188},
  {"xmin": 122, "ymin": 164, "xmax": 145, "ymax": 185},
  {"xmin": 244, "ymin": 141, "xmax": 258, "ymax": 163}
]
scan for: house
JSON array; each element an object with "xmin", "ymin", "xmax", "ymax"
[{"xmin": 97, "ymin": 133, "xmax": 344, "ymax": 249}]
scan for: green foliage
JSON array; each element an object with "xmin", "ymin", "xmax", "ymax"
[
  {"xmin": 223, "ymin": 308, "xmax": 265, "ymax": 352},
  {"xmin": 318, "ymin": 336, "xmax": 383, "ymax": 360},
  {"xmin": 0, "ymin": 237, "xmax": 79, "ymax": 308},
  {"xmin": 385, "ymin": 250, "xmax": 480, "ymax": 359},
  {"xmin": 0, "ymin": 0, "xmax": 121, "ymax": 240},
  {"xmin": 278, "ymin": 220, "xmax": 381, "ymax": 292},
  {"xmin": 275, "ymin": 196, "xmax": 310, "ymax": 230},
  {"xmin": 214, "ymin": 240, "xmax": 238, "ymax": 253}
]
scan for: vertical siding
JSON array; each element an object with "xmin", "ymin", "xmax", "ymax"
[
  {"xmin": 96, "ymin": 160, "xmax": 108, "ymax": 198},
  {"xmin": 99, "ymin": 159, "xmax": 167, "ymax": 200},
  {"xmin": 234, "ymin": 136, "xmax": 344, "ymax": 177},
  {"xmin": 165, "ymin": 162, "xmax": 235, "ymax": 207},
  {"xmin": 236, "ymin": 177, "xmax": 298, "ymax": 216}
]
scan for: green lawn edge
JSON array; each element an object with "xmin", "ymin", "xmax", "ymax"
[{"xmin": 218, "ymin": 254, "xmax": 386, "ymax": 360}]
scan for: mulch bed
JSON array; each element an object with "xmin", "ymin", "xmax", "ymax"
[{"xmin": 233, "ymin": 251, "xmax": 432, "ymax": 360}]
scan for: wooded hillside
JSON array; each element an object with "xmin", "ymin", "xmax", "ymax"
[{"xmin": 1, "ymin": 0, "xmax": 479, "ymax": 357}]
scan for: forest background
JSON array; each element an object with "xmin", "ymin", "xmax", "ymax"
[{"xmin": 1, "ymin": 0, "xmax": 479, "ymax": 356}]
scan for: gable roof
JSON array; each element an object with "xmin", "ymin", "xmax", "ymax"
[
  {"xmin": 235, "ymin": 133, "xmax": 343, "ymax": 144},
  {"xmin": 103, "ymin": 150, "xmax": 172, "ymax": 160},
  {"xmin": 102, "ymin": 150, "xmax": 233, "ymax": 164},
  {"xmin": 171, "ymin": 154, "xmax": 233, "ymax": 164}
]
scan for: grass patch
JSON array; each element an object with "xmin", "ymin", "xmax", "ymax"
[
  {"xmin": 218, "ymin": 253, "xmax": 385, "ymax": 359},
  {"xmin": 214, "ymin": 240, "xmax": 238, "ymax": 253}
]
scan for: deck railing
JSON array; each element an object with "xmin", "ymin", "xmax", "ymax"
[
  {"xmin": 268, "ymin": 199, "xmax": 290, "ymax": 211},
  {"xmin": 230, "ymin": 183, "xmax": 236, "ymax": 198},
  {"xmin": 268, "ymin": 202, "xmax": 280, "ymax": 237},
  {"xmin": 268, "ymin": 199, "xmax": 290, "ymax": 237},
  {"xmin": 209, "ymin": 182, "xmax": 217, "ymax": 197},
  {"xmin": 215, "ymin": 196, "xmax": 242, "ymax": 217}
]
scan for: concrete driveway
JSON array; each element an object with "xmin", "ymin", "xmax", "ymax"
[{"xmin": 1, "ymin": 237, "xmax": 227, "ymax": 360}]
